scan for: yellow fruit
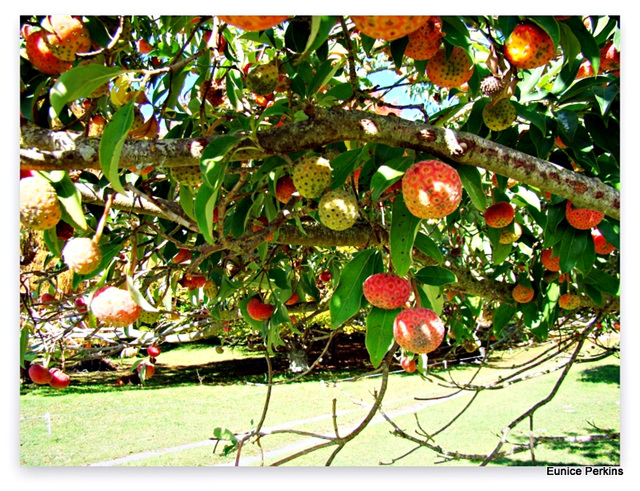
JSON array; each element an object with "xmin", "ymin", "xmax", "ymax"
[
  {"xmin": 20, "ymin": 176, "xmax": 62, "ymax": 230},
  {"xmin": 318, "ymin": 189, "xmax": 359, "ymax": 231},
  {"xmin": 62, "ymin": 237, "xmax": 102, "ymax": 275},
  {"xmin": 292, "ymin": 156, "xmax": 333, "ymax": 198},
  {"xmin": 483, "ymin": 99, "xmax": 517, "ymax": 131}
]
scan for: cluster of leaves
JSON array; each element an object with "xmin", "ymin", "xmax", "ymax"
[{"xmin": 19, "ymin": 15, "xmax": 619, "ymax": 371}]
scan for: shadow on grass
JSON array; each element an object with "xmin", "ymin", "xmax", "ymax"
[{"xmin": 579, "ymin": 364, "xmax": 620, "ymax": 385}]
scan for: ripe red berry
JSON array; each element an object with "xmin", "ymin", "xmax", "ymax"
[
  {"xmin": 484, "ymin": 202, "xmax": 515, "ymax": 228},
  {"xmin": 246, "ymin": 298, "xmax": 275, "ymax": 321},
  {"xmin": 565, "ymin": 201, "xmax": 604, "ymax": 230},
  {"xmin": 400, "ymin": 355, "xmax": 417, "ymax": 373},
  {"xmin": 393, "ymin": 308, "xmax": 445, "ymax": 355},
  {"xmin": 319, "ymin": 270, "xmax": 332, "ymax": 283},
  {"xmin": 402, "ymin": 160, "xmax": 463, "ymax": 219},
  {"xmin": 285, "ymin": 292, "xmax": 299, "ymax": 306},
  {"xmin": 363, "ymin": 273, "xmax": 412, "ymax": 310},
  {"xmin": 28, "ymin": 364, "xmax": 53, "ymax": 385}
]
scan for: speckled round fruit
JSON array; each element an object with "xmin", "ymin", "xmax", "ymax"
[
  {"xmin": 318, "ymin": 189, "xmax": 359, "ymax": 231},
  {"xmin": 592, "ymin": 229, "xmax": 616, "ymax": 255},
  {"xmin": 393, "ymin": 307, "xmax": 446, "ymax": 355},
  {"xmin": 28, "ymin": 364, "xmax": 53, "ymax": 385},
  {"xmin": 218, "ymin": 16, "xmax": 290, "ymax": 31},
  {"xmin": 402, "ymin": 160, "xmax": 463, "ymax": 219},
  {"xmin": 484, "ymin": 202, "xmax": 515, "ymax": 228},
  {"xmin": 499, "ymin": 222, "xmax": 523, "ymax": 244},
  {"xmin": 48, "ymin": 368, "xmax": 70, "ymax": 389},
  {"xmin": 292, "ymin": 156, "xmax": 333, "ymax": 198},
  {"xmin": 565, "ymin": 201, "xmax": 604, "ymax": 230},
  {"xmin": 404, "ymin": 16, "xmax": 444, "ymax": 60},
  {"xmin": 170, "ymin": 166, "xmax": 203, "ymax": 187},
  {"xmin": 504, "ymin": 23, "xmax": 555, "ymax": 69},
  {"xmin": 363, "ymin": 273, "xmax": 412, "ymax": 310},
  {"xmin": 246, "ymin": 64, "xmax": 279, "ymax": 95},
  {"xmin": 350, "ymin": 16, "xmax": 430, "ymax": 41},
  {"xmin": 512, "ymin": 284, "xmax": 535, "ymax": 303},
  {"xmin": 24, "ymin": 30, "xmax": 72, "ymax": 75},
  {"xmin": 275, "ymin": 176, "xmax": 297, "ymax": 204},
  {"xmin": 483, "ymin": 99, "xmax": 517, "ymax": 131},
  {"xmin": 20, "ymin": 176, "xmax": 62, "ymax": 230},
  {"xmin": 541, "ymin": 248, "xmax": 561, "ymax": 271},
  {"xmin": 62, "ymin": 237, "xmax": 102, "ymax": 275},
  {"xmin": 246, "ymin": 298, "xmax": 275, "ymax": 321},
  {"xmin": 204, "ymin": 281, "xmax": 218, "ymax": 299},
  {"xmin": 139, "ymin": 310, "xmax": 160, "ymax": 324},
  {"xmin": 426, "ymin": 46, "xmax": 474, "ymax": 89},
  {"xmin": 599, "ymin": 42, "xmax": 620, "ymax": 73},
  {"xmin": 41, "ymin": 15, "xmax": 92, "ymax": 61},
  {"xmin": 558, "ymin": 293, "xmax": 581, "ymax": 310},
  {"xmin": 90, "ymin": 286, "xmax": 142, "ymax": 327}
]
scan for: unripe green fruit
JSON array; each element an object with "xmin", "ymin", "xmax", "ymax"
[
  {"xmin": 483, "ymin": 99, "xmax": 517, "ymax": 131},
  {"xmin": 246, "ymin": 64, "xmax": 278, "ymax": 96},
  {"xmin": 318, "ymin": 189, "xmax": 359, "ymax": 231},
  {"xmin": 139, "ymin": 310, "xmax": 160, "ymax": 324},
  {"xmin": 292, "ymin": 156, "xmax": 333, "ymax": 198},
  {"xmin": 170, "ymin": 166, "xmax": 203, "ymax": 187}
]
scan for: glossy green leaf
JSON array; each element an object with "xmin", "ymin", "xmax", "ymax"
[
  {"xmin": 99, "ymin": 101, "xmax": 134, "ymax": 195},
  {"xmin": 365, "ymin": 307, "xmax": 399, "ymax": 368},
  {"xmin": 414, "ymin": 232, "xmax": 443, "ymax": 265},
  {"xmin": 414, "ymin": 266, "xmax": 457, "ymax": 286},
  {"xmin": 47, "ymin": 171, "xmax": 87, "ymax": 231},
  {"xmin": 559, "ymin": 226, "xmax": 589, "ymax": 272},
  {"xmin": 492, "ymin": 304, "xmax": 516, "ymax": 336},
  {"xmin": 389, "ymin": 195, "xmax": 421, "ymax": 277},
  {"xmin": 456, "ymin": 164, "xmax": 486, "ymax": 211},
  {"xmin": 194, "ymin": 184, "xmax": 217, "ymax": 244}
]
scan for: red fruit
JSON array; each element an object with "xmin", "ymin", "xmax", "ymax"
[
  {"xmin": 512, "ymin": 284, "xmax": 534, "ymax": 303},
  {"xmin": 137, "ymin": 39, "xmax": 153, "ymax": 54},
  {"xmin": 74, "ymin": 296, "xmax": 87, "ymax": 312},
  {"xmin": 147, "ymin": 345, "xmax": 161, "ymax": 357},
  {"xmin": 350, "ymin": 16, "xmax": 430, "ymax": 41},
  {"xmin": 541, "ymin": 248, "xmax": 561, "ymax": 272},
  {"xmin": 39, "ymin": 293, "xmax": 55, "ymax": 303},
  {"xmin": 90, "ymin": 286, "xmax": 141, "ymax": 327},
  {"xmin": 565, "ymin": 201, "xmax": 604, "ymax": 230},
  {"xmin": 48, "ymin": 368, "xmax": 70, "ymax": 389},
  {"xmin": 404, "ymin": 16, "xmax": 444, "ymax": 61},
  {"xmin": 363, "ymin": 273, "xmax": 412, "ymax": 310},
  {"xmin": 20, "ymin": 169, "xmax": 34, "ymax": 179},
  {"xmin": 180, "ymin": 274, "xmax": 207, "ymax": 290},
  {"xmin": 400, "ymin": 356, "xmax": 417, "ymax": 373},
  {"xmin": 484, "ymin": 202, "xmax": 515, "ymax": 228},
  {"xmin": 24, "ymin": 30, "xmax": 72, "ymax": 75},
  {"xmin": 247, "ymin": 298, "xmax": 275, "ymax": 321},
  {"xmin": 504, "ymin": 23, "xmax": 555, "ymax": 69},
  {"xmin": 402, "ymin": 160, "xmax": 463, "ymax": 219},
  {"xmin": 592, "ymin": 229, "xmax": 616, "ymax": 255},
  {"xmin": 218, "ymin": 16, "xmax": 290, "ymax": 31},
  {"xmin": 41, "ymin": 16, "xmax": 92, "ymax": 61},
  {"xmin": 275, "ymin": 176, "xmax": 297, "ymax": 204},
  {"xmin": 426, "ymin": 46, "xmax": 474, "ymax": 88},
  {"xmin": 285, "ymin": 292, "xmax": 299, "ymax": 306},
  {"xmin": 599, "ymin": 42, "xmax": 620, "ymax": 73},
  {"xmin": 319, "ymin": 270, "xmax": 332, "ymax": 283},
  {"xmin": 172, "ymin": 249, "xmax": 191, "ymax": 263},
  {"xmin": 393, "ymin": 307, "xmax": 446, "ymax": 355},
  {"xmin": 28, "ymin": 364, "xmax": 53, "ymax": 385},
  {"xmin": 575, "ymin": 60, "xmax": 596, "ymax": 80},
  {"xmin": 137, "ymin": 362, "xmax": 155, "ymax": 379}
]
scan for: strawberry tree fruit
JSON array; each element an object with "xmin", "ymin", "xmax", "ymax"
[
  {"xmin": 363, "ymin": 273, "xmax": 412, "ymax": 310},
  {"xmin": 292, "ymin": 156, "xmax": 333, "ymax": 198},
  {"xmin": 24, "ymin": 30, "xmax": 72, "ymax": 75},
  {"xmin": 275, "ymin": 175, "xmax": 297, "ymax": 204},
  {"xmin": 172, "ymin": 249, "xmax": 191, "ymax": 263},
  {"xmin": 592, "ymin": 229, "xmax": 616, "ymax": 255},
  {"xmin": 504, "ymin": 23, "xmax": 555, "ymax": 69},
  {"xmin": 426, "ymin": 46, "xmax": 474, "ymax": 89},
  {"xmin": 147, "ymin": 345, "xmax": 161, "ymax": 357},
  {"xmin": 400, "ymin": 355, "xmax": 417, "ymax": 373},
  {"xmin": 139, "ymin": 310, "xmax": 160, "ymax": 324},
  {"xmin": 28, "ymin": 364, "xmax": 53, "ymax": 385},
  {"xmin": 319, "ymin": 270, "xmax": 332, "ymax": 283},
  {"xmin": 200, "ymin": 79, "xmax": 225, "ymax": 107},
  {"xmin": 137, "ymin": 362, "xmax": 155, "ymax": 380},
  {"xmin": 90, "ymin": 286, "xmax": 142, "ymax": 327},
  {"xmin": 393, "ymin": 307, "xmax": 446, "ymax": 355},
  {"xmin": 247, "ymin": 298, "xmax": 275, "ymax": 321},
  {"xmin": 20, "ymin": 176, "xmax": 62, "ymax": 230},
  {"xmin": 558, "ymin": 294, "xmax": 581, "ymax": 310},
  {"xmin": 204, "ymin": 281, "xmax": 218, "ymax": 299},
  {"xmin": 318, "ymin": 189, "xmax": 359, "ymax": 231},
  {"xmin": 482, "ymin": 99, "xmax": 517, "ymax": 131},
  {"xmin": 484, "ymin": 202, "xmax": 515, "ymax": 228},
  {"xmin": 565, "ymin": 201, "xmax": 604, "ymax": 230},
  {"xmin": 48, "ymin": 368, "xmax": 70, "ymax": 389},
  {"xmin": 541, "ymin": 248, "xmax": 561, "ymax": 271},
  {"xmin": 245, "ymin": 64, "xmax": 279, "ymax": 96},
  {"xmin": 169, "ymin": 166, "xmax": 203, "ymax": 188},
  {"xmin": 512, "ymin": 284, "xmax": 535, "ymax": 303},
  {"xmin": 404, "ymin": 16, "xmax": 444, "ymax": 60},
  {"xmin": 499, "ymin": 222, "xmax": 523, "ymax": 244},
  {"xmin": 599, "ymin": 42, "xmax": 620, "ymax": 73},
  {"xmin": 402, "ymin": 160, "xmax": 463, "ymax": 219},
  {"xmin": 218, "ymin": 16, "xmax": 290, "ymax": 31},
  {"xmin": 350, "ymin": 16, "xmax": 430, "ymax": 41},
  {"xmin": 62, "ymin": 237, "xmax": 103, "ymax": 275},
  {"xmin": 41, "ymin": 15, "xmax": 92, "ymax": 61}
]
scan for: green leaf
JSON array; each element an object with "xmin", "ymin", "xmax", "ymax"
[
  {"xmin": 388, "ymin": 36, "xmax": 408, "ymax": 68},
  {"xmin": 326, "ymin": 82, "xmax": 353, "ymax": 100},
  {"xmin": 42, "ymin": 227, "xmax": 62, "ymax": 257},
  {"xmin": 50, "ymin": 65, "xmax": 126, "ymax": 116},
  {"xmin": 20, "ymin": 325, "xmax": 30, "ymax": 369},
  {"xmin": 365, "ymin": 307, "xmax": 399, "ymax": 368},
  {"xmin": 369, "ymin": 157, "xmax": 411, "ymax": 201},
  {"xmin": 194, "ymin": 184, "xmax": 217, "ymax": 244},
  {"xmin": 47, "ymin": 171, "xmax": 87, "ymax": 231},
  {"xmin": 584, "ymin": 270, "xmax": 619, "ymax": 296},
  {"xmin": 414, "ymin": 266, "xmax": 457, "ymax": 287},
  {"xmin": 308, "ymin": 58, "xmax": 344, "ymax": 96},
  {"xmin": 559, "ymin": 226, "xmax": 589, "ymax": 272},
  {"xmin": 492, "ymin": 304, "xmax": 516, "ymax": 336},
  {"xmin": 300, "ymin": 16, "xmax": 339, "ymax": 59},
  {"xmin": 414, "ymin": 232, "xmax": 443, "ymax": 265},
  {"xmin": 389, "ymin": 195, "xmax": 421, "ymax": 277},
  {"xmin": 455, "ymin": 164, "xmax": 486, "ymax": 211},
  {"xmin": 491, "ymin": 242, "xmax": 512, "ymax": 266},
  {"xmin": 178, "ymin": 185, "xmax": 196, "ymax": 220},
  {"xmin": 565, "ymin": 16, "xmax": 600, "ymax": 74},
  {"xmin": 330, "ymin": 148, "xmax": 362, "ymax": 188},
  {"xmin": 99, "ymin": 101, "xmax": 134, "ymax": 194},
  {"xmin": 558, "ymin": 23, "xmax": 582, "ymax": 73},
  {"xmin": 125, "ymin": 275, "xmax": 159, "ymax": 312},
  {"xmin": 330, "ymin": 249, "xmax": 381, "ymax": 329},
  {"xmin": 201, "ymin": 135, "xmax": 238, "ymax": 189}
]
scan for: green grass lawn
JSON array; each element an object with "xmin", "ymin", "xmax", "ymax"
[{"xmin": 19, "ymin": 338, "xmax": 620, "ymax": 467}]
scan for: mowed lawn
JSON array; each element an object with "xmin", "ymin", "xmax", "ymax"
[{"xmin": 19, "ymin": 337, "xmax": 621, "ymax": 467}]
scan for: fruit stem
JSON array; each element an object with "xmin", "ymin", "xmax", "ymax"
[
  {"xmin": 93, "ymin": 192, "xmax": 115, "ymax": 244},
  {"xmin": 411, "ymin": 280, "xmax": 422, "ymax": 308}
]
